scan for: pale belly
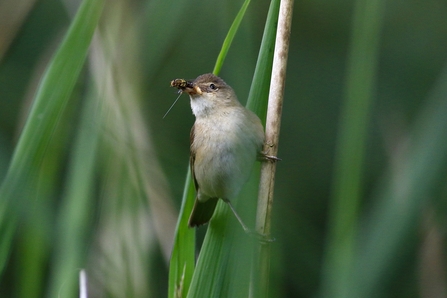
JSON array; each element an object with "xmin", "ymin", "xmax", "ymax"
[
  {"xmin": 194, "ymin": 142, "xmax": 257, "ymax": 200},
  {"xmin": 192, "ymin": 118, "xmax": 262, "ymax": 201}
]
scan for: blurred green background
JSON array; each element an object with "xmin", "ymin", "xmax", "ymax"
[{"xmin": 1, "ymin": 0, "xmax": 447, "ymax": 297}]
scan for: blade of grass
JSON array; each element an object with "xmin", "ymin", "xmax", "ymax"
[
  {"xmin": 246, "ymin": 0, "xmax": 280, "ymax": 122},
  {"xmin": 320, "ymin": 0, "xmax": 384, "ymax": 296},
  {"xmin": 212, "ymin": 0, "xmax": 251, "ymax": 76},
  {"xmin": 351, "ymin": 64, "xmax": 447, "ymax": 297},
  {"xmin": 0, "ymin": 0, "xmax": 104, "ymax": 275},
  {"xmin": 16, "ymin": 90, "xmax": 81, "ymax": 298},
  {"xmin": 168, "ymin": 169, "xmax": 196, "ymax": 298},
  {"xmin": 248, "ymin": 12, "xmax": 282, "ymax": 296}
]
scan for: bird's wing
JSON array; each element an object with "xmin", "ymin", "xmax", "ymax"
[
  {"xmin": 189, "ymin": 123, "xmax": 198, "ymax": 191},
  {"xmin": 188, "ymin": 123, "xmax": 218, "ymax": 227}
]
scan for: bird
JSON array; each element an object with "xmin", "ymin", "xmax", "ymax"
[{"xmin": 171, "ymin": 73, "xmax": 271, "ymax": 232}]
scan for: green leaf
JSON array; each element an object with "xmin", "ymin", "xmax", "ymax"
[
  {"xmin": 0, "ymin": 0, "xmax": 105, "ymax": 278},
  {"xmin": 212, "ymin": 0, "xmax": 252, "ymax": 76},
  {"xmin": 168, "ymin": 169, "xmax": 196, "ymax": 298},
  {"xmin": 246, "ymin": 0, "xmax": 280, "ymax": 122}
]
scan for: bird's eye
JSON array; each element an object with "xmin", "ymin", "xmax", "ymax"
[{"xmin": 209, "ymin": 83, "xmax": 218, "ymax": 90}]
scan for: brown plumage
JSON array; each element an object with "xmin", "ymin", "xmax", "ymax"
[{"xmin": 172, "ymin": 73, "xmax": 265, "ymax": 230}]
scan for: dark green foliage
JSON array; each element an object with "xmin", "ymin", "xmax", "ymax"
[{"xmin": 0, "ymin": 0, "xmax": 446, "ymax": 297}]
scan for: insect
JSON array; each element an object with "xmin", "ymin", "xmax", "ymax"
[
  {"xmin": 164, "ymin": 78, "xmax": 195, "ymax": 119},
  {"xmin": 170, "ymin": 78, "xmax": 194, "ymax": 91}
]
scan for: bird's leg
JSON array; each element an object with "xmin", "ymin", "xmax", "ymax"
[
  {"xmin": 222, "ymin": 198, "xmax": 250, "ymax": 233},
  {"xmin": 221, "ymin": 198, "xmax": 275, "ymax": 243}
]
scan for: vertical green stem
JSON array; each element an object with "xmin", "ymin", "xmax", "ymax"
[{"xmin": 320, "ymin": 0, "xmax": 384, "ymax": 296}]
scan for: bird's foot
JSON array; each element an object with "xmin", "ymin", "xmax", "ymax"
[
  {"xmin": 259, "ymin": 143, "xmax": 281, "ymax": 162},
  {"xmin": 259, "ymin": 151, "xmax": 281, "ymax": 162},
  {"xmin": 246, "ymin": 229, "xmax": 276, "ymax": 244}
]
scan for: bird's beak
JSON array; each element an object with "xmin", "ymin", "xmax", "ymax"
[{"xmin": 185, "ymin": 84, "xmax": 202, "ymax": 95}]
